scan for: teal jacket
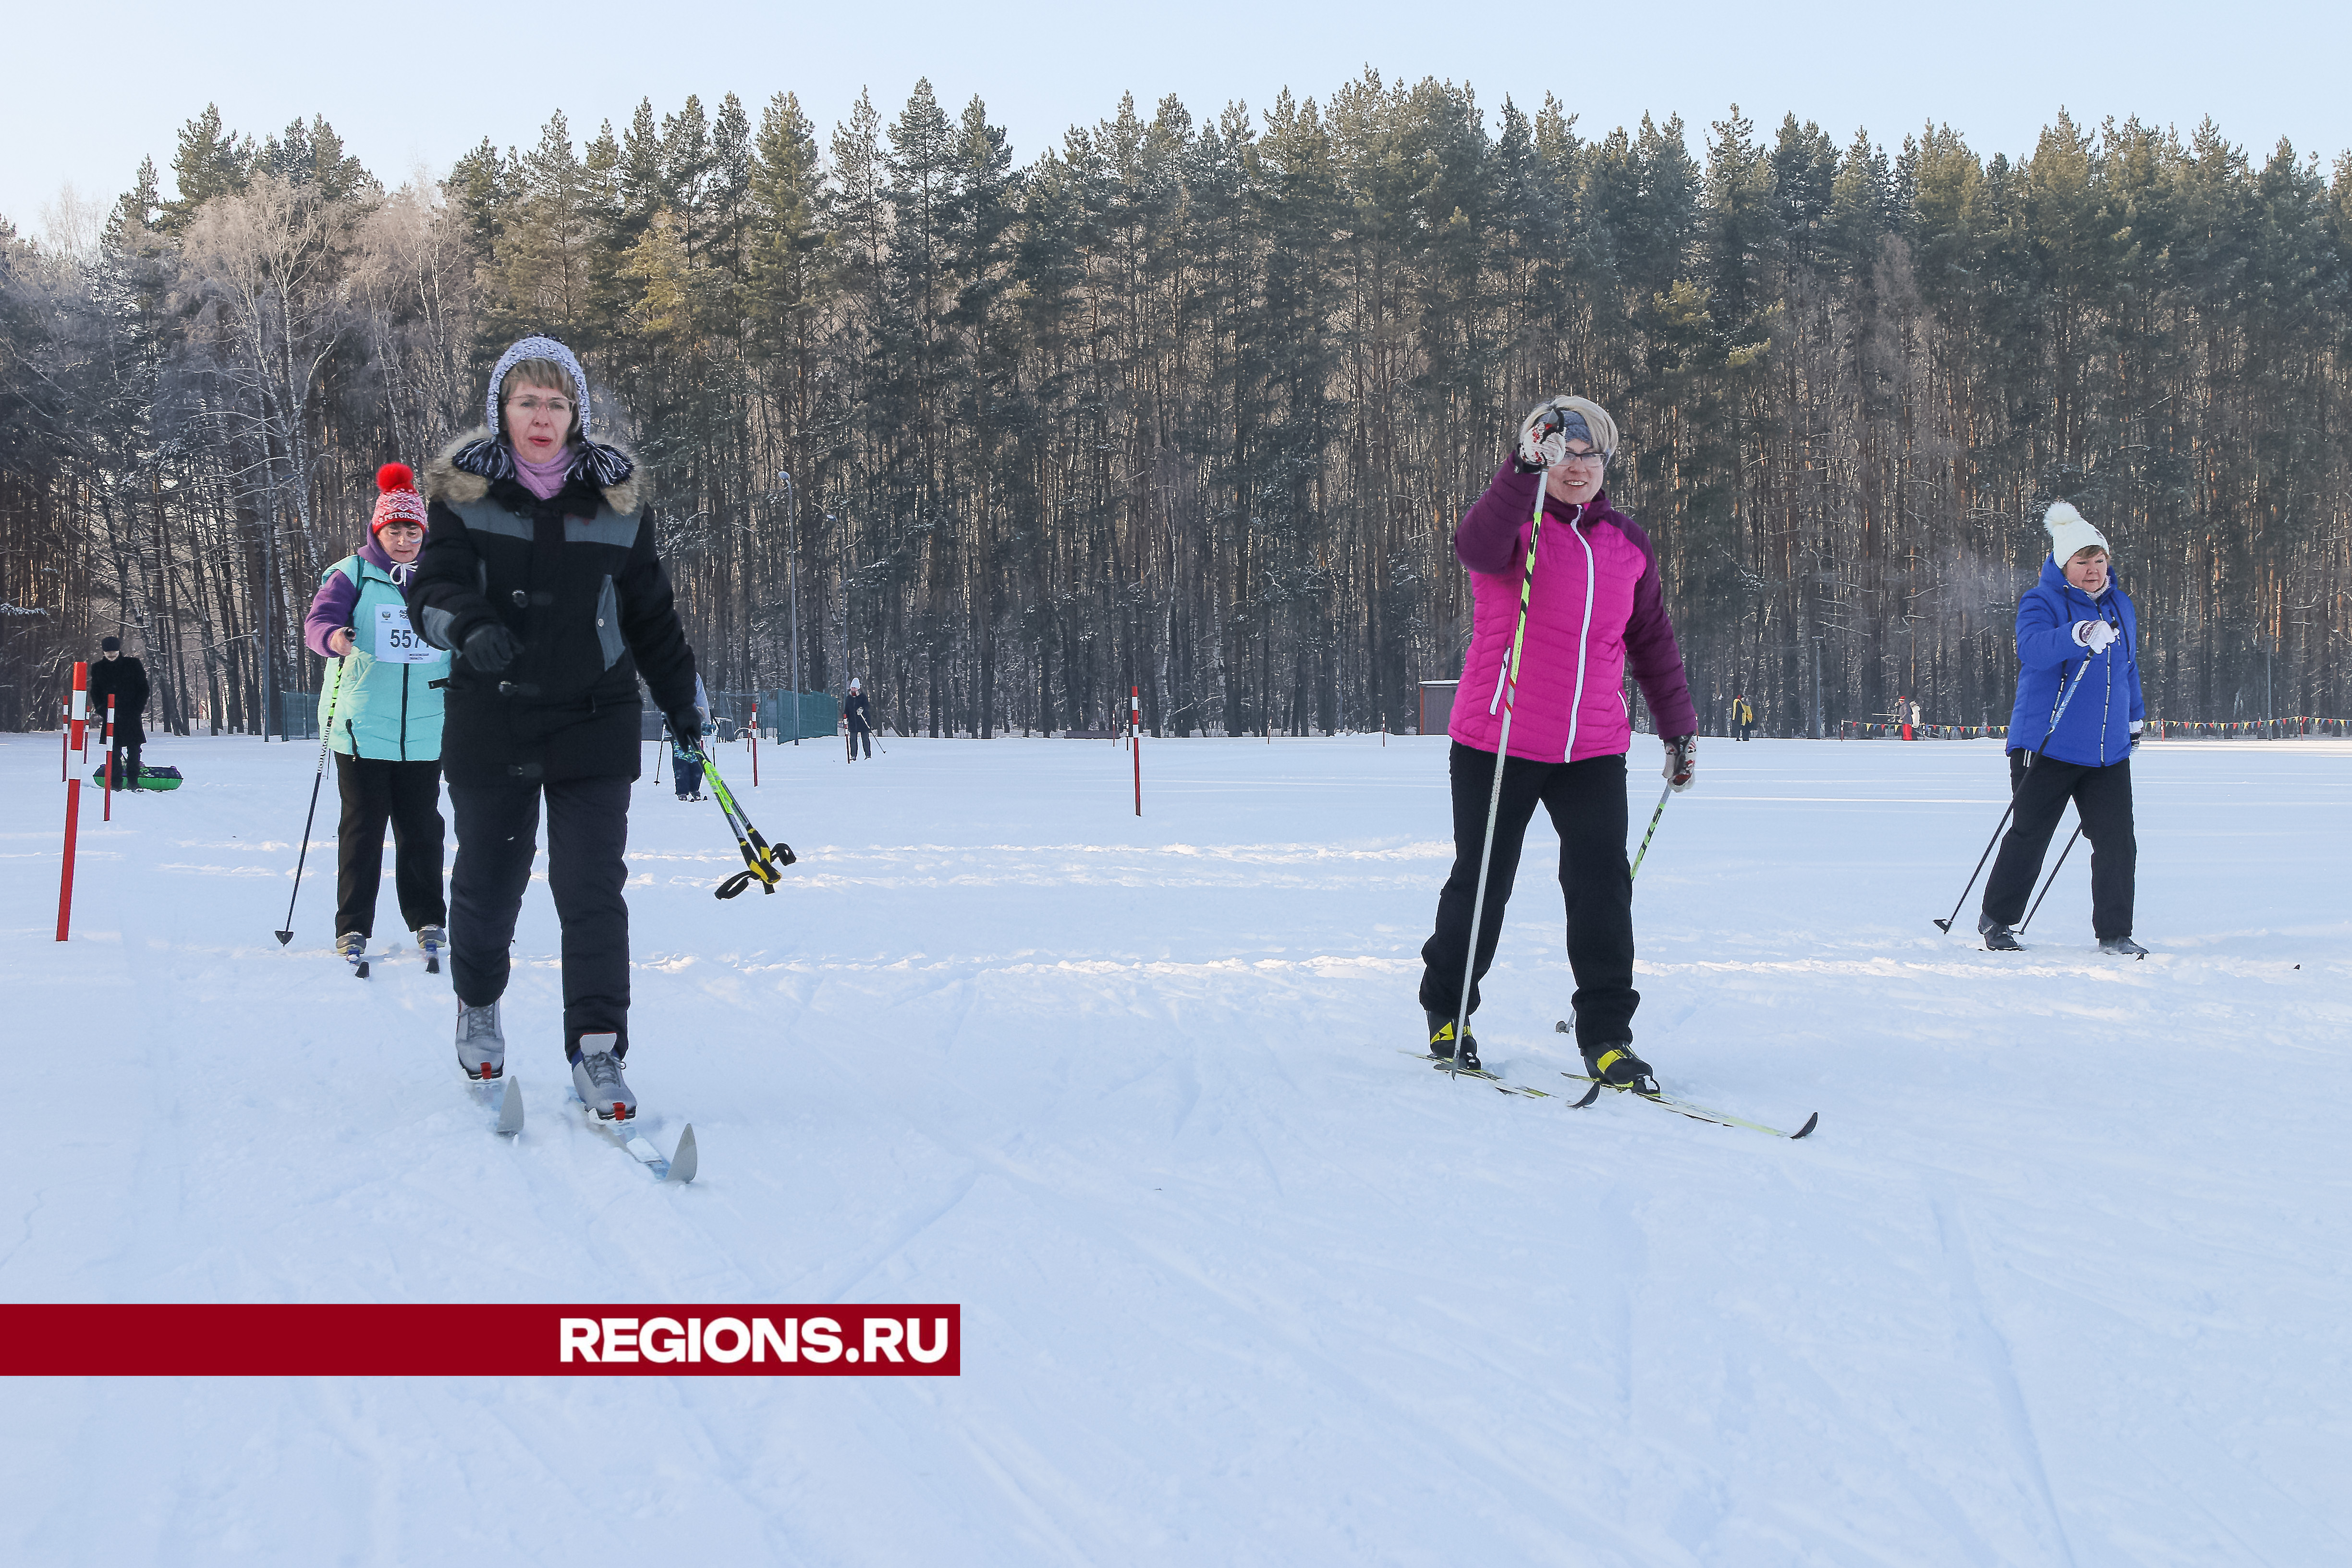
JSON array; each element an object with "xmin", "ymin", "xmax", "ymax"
[{"xmin": 304, "ymin": 545, "xmax": 448, "ymax": 761}]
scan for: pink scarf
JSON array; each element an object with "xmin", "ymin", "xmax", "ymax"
[{"xmin": 513, "ymin": 447, "xmax": 573, "ymax": 500}]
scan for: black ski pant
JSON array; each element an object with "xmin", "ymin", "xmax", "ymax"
[
  {"xmin": 848, "ymin": 723, "xmax": 871, "ymax": 760},
  {"xmin": 449, "ymin": 774, "xmax": 633, "ymax": 1059},
  {"xmin": 1419, "ymin": 743, "xmax": 1637, "ymax": 1051},
  {"xmin": 333, "ymin": 754, "xmax": 446, "ymax": 939},
  {"xmin": 1982, "ymin": 751, "xmax": 2136, "ymax": 939},
  {"xmin": 108, "ymin": 718, "xmax": 144, "ymax": 786}
]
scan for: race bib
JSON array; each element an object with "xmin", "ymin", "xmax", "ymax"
[{"xmin": 373, "ymin": 603, "xmax": 437, "ymax": 663}]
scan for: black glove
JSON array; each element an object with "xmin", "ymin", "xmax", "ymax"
[
  {"xmin": 462, "ymin": 623, "xmax": 521, "ymax": 675},
  {"xmin": 668, "ymin": 708, "xmax": 708, "ymax": 760},
  {"xmin": 1663, "ymin": 734, "xmax": 1696, "ymax": 793}
]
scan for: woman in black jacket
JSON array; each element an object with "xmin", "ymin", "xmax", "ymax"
[{"xmin": 409, "ymin": 335, "xmax": 703, "ymax": 1121}]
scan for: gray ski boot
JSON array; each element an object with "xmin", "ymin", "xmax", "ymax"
[
  {"xmin": 2099, "ymin": 936, "xmax": 2149, "ymax": 958},
  {"xmin": 455, "ymin": 1000, "xmax": 505, "ymax": 1082},
  {"xmin": 414, "ymin": 924, "xmax": 446, "ymax": 974},
  {"xmin": 571, "ymin": 1034, "xmax": 637, "ymax": 1122},
  {"xmin": 1977, "ymin": 914, "xmax": 2023, "ymax": 952}
]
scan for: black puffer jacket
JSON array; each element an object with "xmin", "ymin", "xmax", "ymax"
[{"xmin": 410, "ymin": 429, "xmax": 698, "ymax": 786}]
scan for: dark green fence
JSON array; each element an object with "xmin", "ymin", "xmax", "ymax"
[
  {"xmin": 708, "ymin": 690, "xmax": 839, "ymax": 742},
  {"xmin": 279, "ymin": 692, "xmax": 320, "ymax": 740}
]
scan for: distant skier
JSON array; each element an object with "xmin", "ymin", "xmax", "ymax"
[
  {"xmin": 85, "ymin": 636, "xmax": 149, "ymax": 788},
  {"xmin": 843, "ymin": 677, "xmax": 874, "ymax": 761},
  {"xmin": 1978, "ymin": 501, "xmax": 2146, "ymax": 956},
  {"xmin": 669, "ymin": 685, "xmax": 710, "ymax": 802},
  {"xmin": 1732, "ymin": 693, "xmax": 1755, "ymax": 741},
  {"xmin": 410, "ymin": 335, "xmax": 703, "ymax": 1119},
  {"xmin": 302, "ymin": 462, "xmax": 450, "ymax": 970},
  {"xmin": 1417, "ymin": 396, "xmax": 1698, "ymax": 1087}
]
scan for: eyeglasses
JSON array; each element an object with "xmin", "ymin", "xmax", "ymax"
[
  {"xmin": 1556, "ymin": 447, "xmax": 1606, "ymax": 469},
  {"xmin": 509, "ymin": 394, "xmax": 573, "ymax": 416}
]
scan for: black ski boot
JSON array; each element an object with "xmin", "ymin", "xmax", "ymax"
[
  {"xmin": 1425, "ymin": 1011, "xmax": 1480, "ymax": 1072},
  {"xmin": 1977, "ymin": 914, "xmax": 2023, "ymax": 952},
  {"xmin": 2099, "ymin": 936, "xmax": 2149, "ymax": 958},
  {"xmin": 1582, "ymin": 1040, "xmax": 1657, "ymax": 1094}
]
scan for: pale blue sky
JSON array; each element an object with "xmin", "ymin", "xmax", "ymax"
[{"xmin": 9, "ymin": 0, "xmax": 2348, "ymax": 244}]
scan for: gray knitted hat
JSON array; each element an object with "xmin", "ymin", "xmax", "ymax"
[
  {"xmin": 486, "ymin": 335, "xmax": 593, "ymax": 440},
  {"xmin": 448, "ymin": 335, "xmax": 633, "ymax": 492}
]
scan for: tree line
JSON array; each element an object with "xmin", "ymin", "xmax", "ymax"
[{"xmin": 3, "ymin": 80, "xmax": 2348, "ymax": 741}]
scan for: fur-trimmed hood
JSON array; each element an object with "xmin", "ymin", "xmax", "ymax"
[{"xmin": 425, "ymin": 427, "xmax": 645, "ymax": 516}]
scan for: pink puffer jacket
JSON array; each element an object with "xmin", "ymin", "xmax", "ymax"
[{"xmin": 1448, "ymin": 464, "xmax": 1695, "ymax": 761}]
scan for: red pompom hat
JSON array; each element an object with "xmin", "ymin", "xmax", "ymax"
[{"xmin": 370, "ymin": 462, "xmax": 429, "ymax": 534}]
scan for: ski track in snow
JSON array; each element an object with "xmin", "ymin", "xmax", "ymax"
[{"xmin": 3, "ymin": 732, "xmax": 2350, "ymax": 1565}]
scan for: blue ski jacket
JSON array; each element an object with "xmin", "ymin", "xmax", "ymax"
[{"xmin": 2007, "ymin": 556, "xmax": 2143, "ymax": 767}]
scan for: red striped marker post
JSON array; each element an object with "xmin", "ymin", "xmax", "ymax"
[{"xmin": 57, "ymin": 663, "xmax": 87, "ymax": 941}]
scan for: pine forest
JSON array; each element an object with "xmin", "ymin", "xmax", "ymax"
[{"xmin": 3, "ymin": 79, "xmax": 2349, "ymax": 740}]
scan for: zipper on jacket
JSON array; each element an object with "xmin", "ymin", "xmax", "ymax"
[
  {"xmin": 1561, "ymin": 507, "xmax": 1596, "ymax": 763},
  {"xmin": 2099, "ymin": 598, "xmax": 2120, "ymax": 765}
]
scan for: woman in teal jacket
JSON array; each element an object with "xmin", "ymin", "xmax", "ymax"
[{"xmin": 303, "ymin": 463, "xmax": 451, "ymax": 965}]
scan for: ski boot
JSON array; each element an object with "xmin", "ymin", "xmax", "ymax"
[
  {"xmin": 414, "ymin": 924, "xmax": 446, "ymax": 974},
  {"xmin": 2099, "ymin": 936, "xmax": 2149, "ymax": 958},
  {"xmin": 455, "ymin": 1000, "xmax": 505, "ymax": 1082},
  {"xmin": 336, "ymin": 932, "xmax": 369, "ymax": 978},
  {"xmin": 1977, "ymin": 914, "xmax": 2023, "ymax": 952},
  {"xmin": 1424, "ymin": 1011, "xmax": 1480, "ymax": 1072},
  {"xmin": 1582, "ymin": 1040, "xmax": 1657, "ymax": 1094},
  {"xmin": 571, "ymin": 1034, "xmax": 637, "ymax": 1122}
]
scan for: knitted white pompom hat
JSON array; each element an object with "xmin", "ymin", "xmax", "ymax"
[{"xmin": 2044, "ymin": 500, "xmax": 2108, "ymax": 564}]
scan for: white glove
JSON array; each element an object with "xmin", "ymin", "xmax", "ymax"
[
  {"xmin": 1663, "ymin": 734, "xmax": 1696, "ymax": 793},
  {"xmin": 2072, "ymin": 620, "xmax": 2117, "ymax": 654},
  {"xmin": 1516, "ymin": 404, "xmax": 1569, "ymax": 469}
]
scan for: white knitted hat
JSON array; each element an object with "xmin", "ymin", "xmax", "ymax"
[{"xmin": 2044, "ymin": 500, "xmax": 2108, "ymax": 564}]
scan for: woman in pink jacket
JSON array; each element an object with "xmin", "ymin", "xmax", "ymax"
[{"xmin": 1420, "ymin": 396, "xmax": 1697, "ymax": 1085}]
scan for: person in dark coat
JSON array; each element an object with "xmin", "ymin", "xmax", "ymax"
[
  {"xmin": 85, "ymin": 637, "xmax": 149, "ymax": 787},
  {"xmin": 1979, "ymin": 501, "xmax": 2146, "ymax": 956},
  {"xmin": 843, "ymin": 678, "xmax": 874, "ymax": 761},
  {"xmin": 409, "ymin": 334, "xmax": 703, "ymax": 1119}
]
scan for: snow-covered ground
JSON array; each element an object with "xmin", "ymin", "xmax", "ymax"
[{"xmin": 2, "ymin": 728, "xmax": 2347, "ymax": 1566}]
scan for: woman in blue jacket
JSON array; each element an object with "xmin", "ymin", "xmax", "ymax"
[
  {"xmin": 1979, "ymin": 501, "xmax": 2146, "ymax": 955},
  {"xmin": 303, "ymin": 463, "xmax": 451, "ymax": 966}
]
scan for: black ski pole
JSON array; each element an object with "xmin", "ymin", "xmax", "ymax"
[
  {"xmin": 275, "ymin": 659, "xmax": 347, "ymax": 946},
  {"xmin": 1933, "ymin": 649, "xmax": 2095, "ymax": 932},
  {"xmin": 2018, "ymin": 821, "xmax": 2082, "ymax": 934},
  {"xmin": 1932, "ymin": 802, "xmax": 2016, "ymax": 934}
]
